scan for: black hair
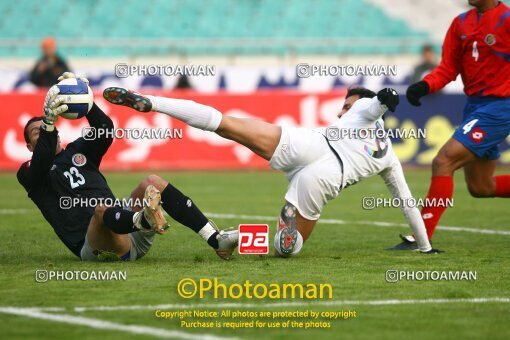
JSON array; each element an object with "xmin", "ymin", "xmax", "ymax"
[
  {"xmin": 346, "ymin": 87, "xmax": 376, "ymax": 100},
  {"xmin": 24, "ymin": 116, "xmax": 44, "ymax": 144}
]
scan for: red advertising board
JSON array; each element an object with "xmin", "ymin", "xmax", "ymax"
[{"xmin": 0, "ymin": 91, "xmax": 346, "ymax": 171}]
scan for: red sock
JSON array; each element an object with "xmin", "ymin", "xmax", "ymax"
[
  {"xmin": 494, "ymin": 175, "xmax": 510, "ymax": 197},
  {"xmin": 420, "ymin": 176, "xmax": 454, "ymax": 239}
]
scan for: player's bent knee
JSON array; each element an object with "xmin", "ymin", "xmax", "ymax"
[
  {"xmin": 431, "ymin": 153, "xmax": 458, "ymax": 175},
  {"xmin": 145, "ymin": 174, "xmax": 162, "ymax": 185},
  {"xmin": 466, "ymin": 184, "xmax": 493, "ymax": 198},
  {"xmin": 143, "ymin": 174, "xmax": 167, "ymax": 191},
  {"xmin": 432, "ymin": 154, "xmax": 449, "ymax": 170}
]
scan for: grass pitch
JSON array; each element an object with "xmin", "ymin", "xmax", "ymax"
[{"xmin": 0, "ymin": 169, "xmax": 509, "ymax": 339}]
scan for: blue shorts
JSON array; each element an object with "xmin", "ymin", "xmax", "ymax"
[{"xmin": 453, "ymin": 96, "xmax": 510, "ymax": 160}]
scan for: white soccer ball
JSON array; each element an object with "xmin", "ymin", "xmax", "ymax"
[{"xmin": 56, "ymin": 78, "xmax": 94, "ymax": 120}]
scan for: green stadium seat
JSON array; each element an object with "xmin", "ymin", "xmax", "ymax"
[{"xmin": 0, "ymin": 0, "xmax": 432, "ymax": 57}]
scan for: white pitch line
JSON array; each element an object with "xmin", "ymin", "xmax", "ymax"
[
  {"xmin": 63, "ymin": 297, "xmax": 510, "ymax": 313},
  {"xmin": 0, "ymin": 307, "xmax": 233, "ymax": 340},
  {"xmin": 204, "ymin": 212, "xmax": 510, "ymax": 236},
  {"xmin": 2, "ymin": 209, "xmax": 509, "ymax": 236},
  {"xmin": 0, "ymin": 208, "xmax": 32, "ymax": 214}
]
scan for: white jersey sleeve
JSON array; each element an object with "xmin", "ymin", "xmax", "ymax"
[
  {"xmin": 379, "ymin": 155, "xmax": 432, "ymax": 252},
  {"xmin": 355, "ymin": 96, "xmax": 388, "ymax": 121}
]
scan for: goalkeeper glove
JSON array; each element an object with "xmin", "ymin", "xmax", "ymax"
[
  {"xmin": 377, "ymin": 88, "xmax": 399, "ymax": 112},
  {"xmin": 42, "ymin": 85, "xmax": 68, "ymax": 132},
  {"xmin": 58, "ymin": 71, "xmax": 89, "ymax": 85},
  {"xmin": 406, "ymin": 81, "xmax": 429, "ymax": 106}
]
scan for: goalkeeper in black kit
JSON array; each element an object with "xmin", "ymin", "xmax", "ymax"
[{"xmin": 18, "ymin": 73, "xmax": 238, "ymax": 261}]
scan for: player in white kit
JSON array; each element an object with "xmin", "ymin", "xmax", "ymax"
[{"xmin": 103, "ymin": 86, "xmax": 440, "ymax": 256}]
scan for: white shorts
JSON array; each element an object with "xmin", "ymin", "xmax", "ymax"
[{"xmin": 269, "ymin": 127, "xmax": 343, "ymax": 220}]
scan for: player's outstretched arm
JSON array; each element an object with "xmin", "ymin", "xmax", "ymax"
[
  {"xmin": 376, "ymin": 88, "xmax": 399, "ymax": 113},
  {"xmin": 61, "ymin": 73, "xmax": 114, "ymax": 166},
  {"xmin": 379, "ymin": 157, "xmax": 433, "ymax": 253},
  {"xmin": 407, "ymin": 18, "xmax": 461, "ymax": 106},
  {"xmin": 355, "ymin": 88, "xmax": 398, "ymax": 121},
  {"xmin": 21, "ymin": 87, "xmax": 68, "ymax": 186},
  {"xmin": 84, "ymin": 103, "xmax": 114, "ymax": 154},
  {"xmin": 22, "ymin": 130, "xmax": 58, "ymax": 187},
  {"xmin": 67, "ymin": 102, "xmax": 114, "ymax": 167}
]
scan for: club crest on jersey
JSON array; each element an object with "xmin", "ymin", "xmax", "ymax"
[
  {"xmin": 72, "ymin": 153, "xmax": 87, "ymax": 167},
  {"xmin": 485, "ymin": 34, "xmax": 496, "ymax": 46}
]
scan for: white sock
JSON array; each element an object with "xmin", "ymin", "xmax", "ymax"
[
  {"xmin": 198, "ymin": 222, "xmax": 217, "ymax": 242},
  {"xmin": 146, "ymin": 95, "xmax": 223, "ymax": 132}
]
